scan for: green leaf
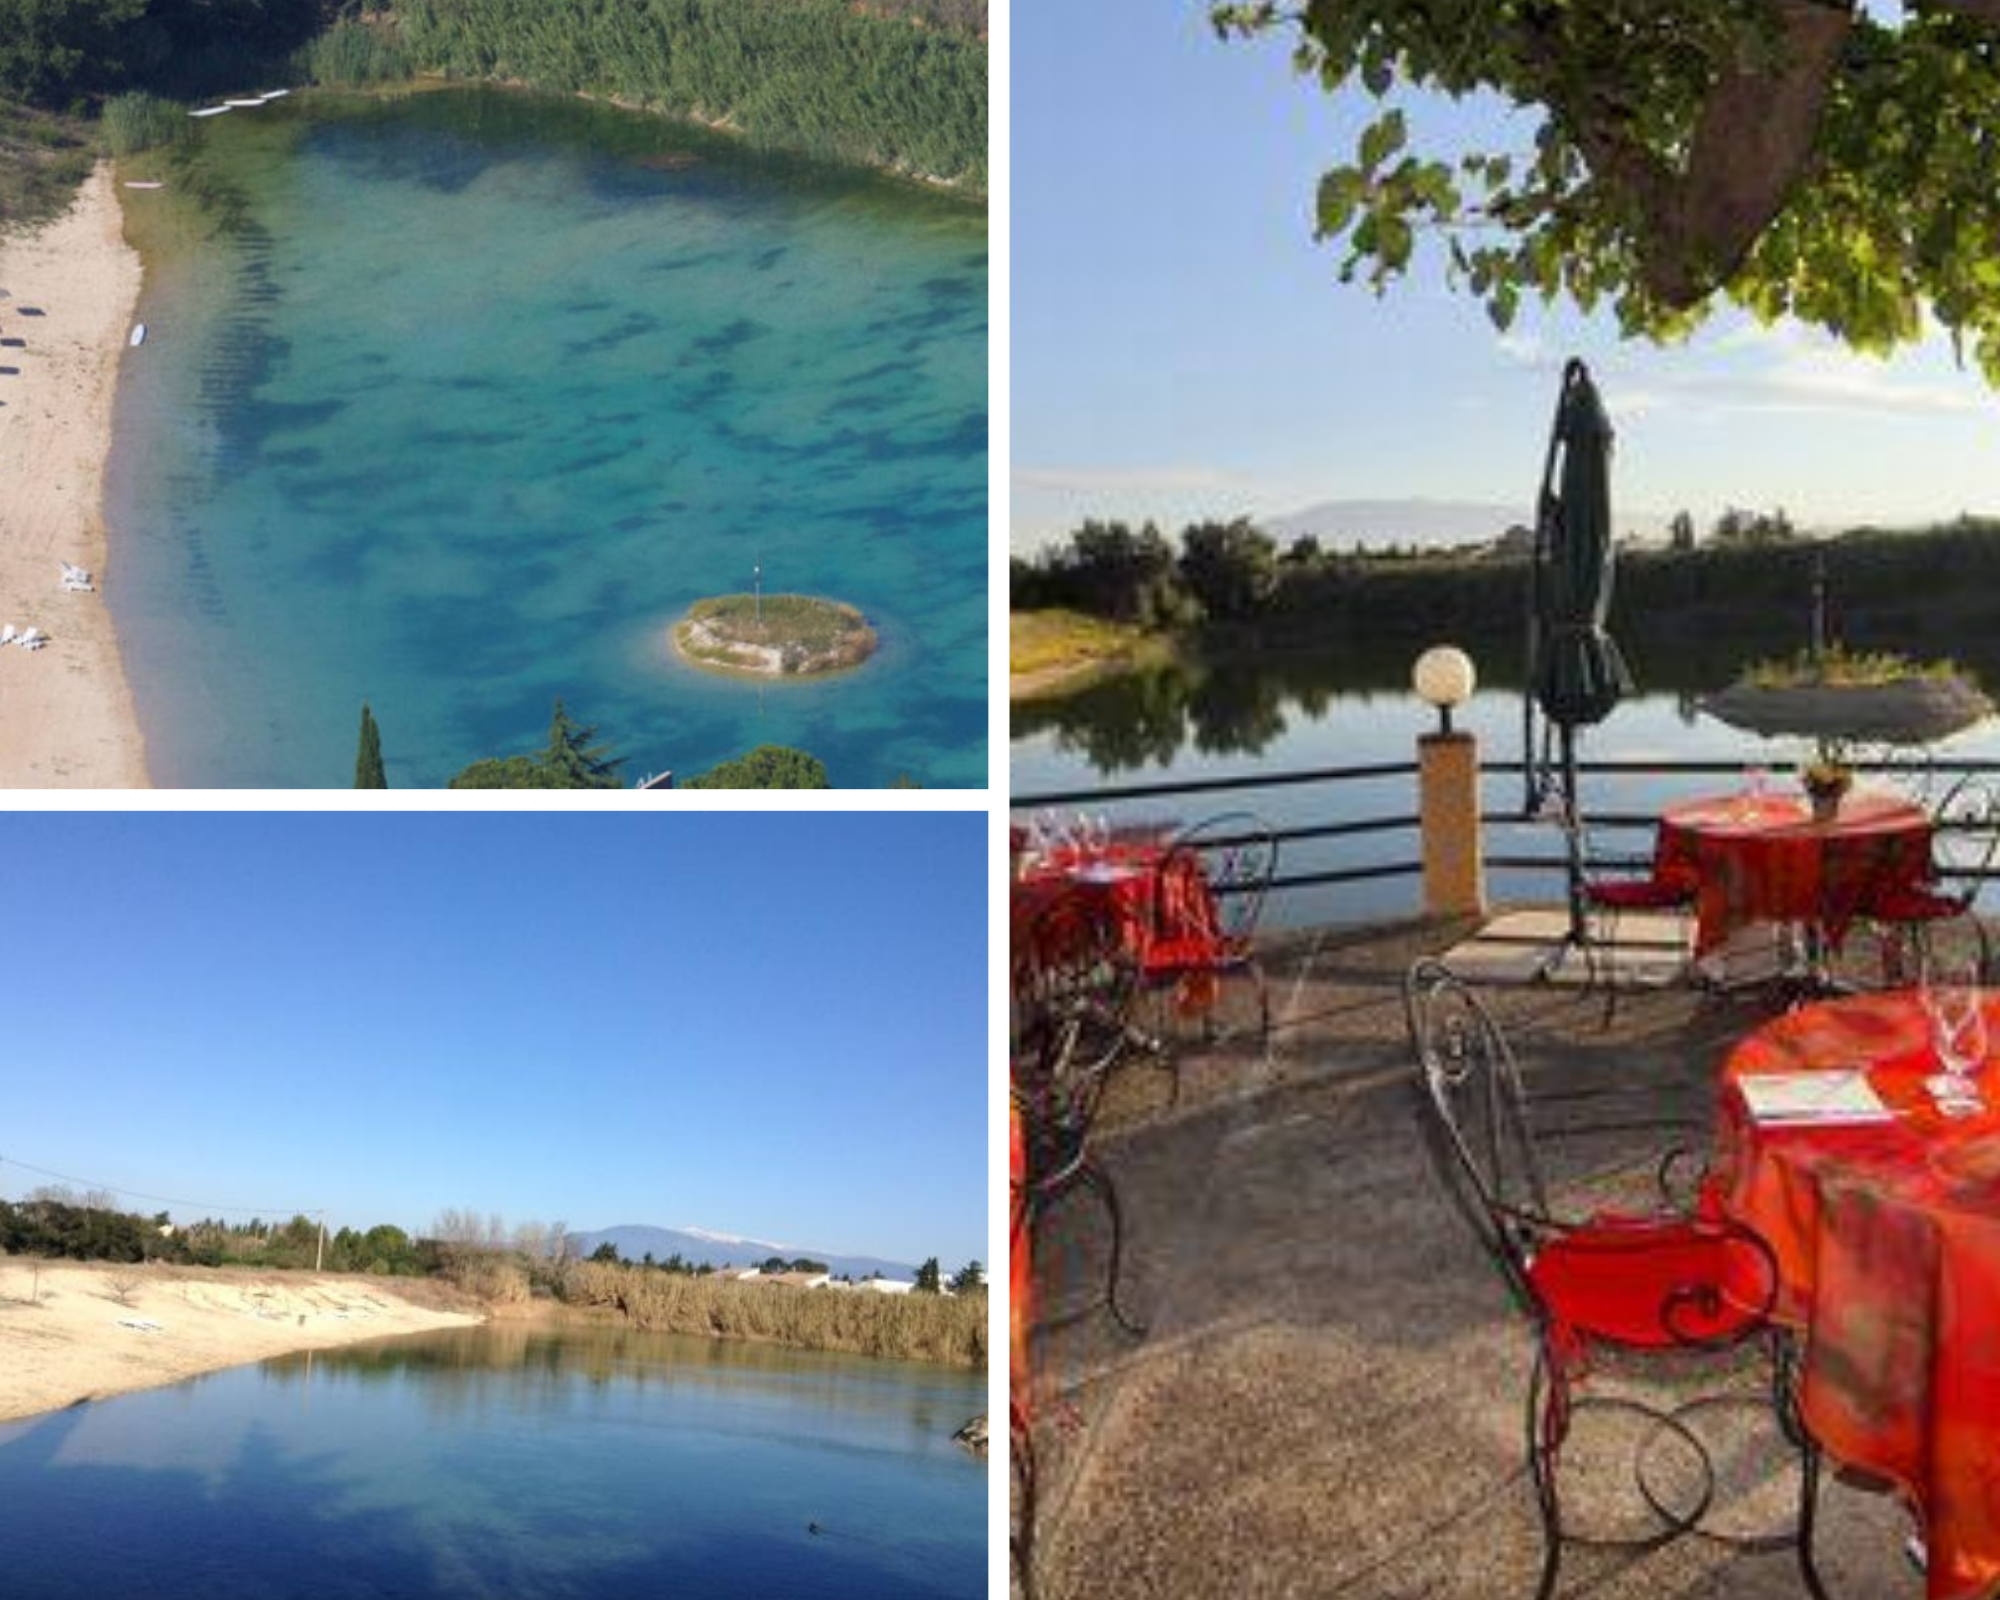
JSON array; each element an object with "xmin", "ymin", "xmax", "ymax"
[
  {"xmin": 1358, "ymin": 108, "xmax": 1406, "ymax": 171},
  {"xmin": 1315, "ymin": 167, "xmax": 1366, "ymax": 238}
]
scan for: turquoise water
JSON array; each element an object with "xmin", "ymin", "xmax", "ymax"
[
  {"xmin": 107, "ymin": 90, "xmax": 987, "ymax": 787},
  {"xmin": 0, "ymin": 1323, "xmax": 987, "ymax": 1597}
]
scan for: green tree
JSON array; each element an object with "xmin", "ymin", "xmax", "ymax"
[
  {"xmin": 589, "ymin": 1242, "xmax": 621, "ymax": 1264},
  {"xmin": 1213, "ymin": 1, "xmax": 2000, "ymax": 382},
  {"xmin": 354, "ymin": 702, "xmax": 387, "ymax": 788},
  {"xmin": 541, "ymin": 697, "xmax": 625, "ymax": 788},
  {"xmin": 914, "ymin": 1256, "xmax": 941, "ymax": 1294},
  {"xmin": 0, "ymin": 0, "xmax": 146, "ymax": 104},
  {"xmin": 1179, "ymin": 518, "xmax": 1279, "ymax": 620},
  {"xmin": 448, "ymin": 698, "xmax": 626, "ymax": 788},
  {"xmin": 1669, "ymin": 512, "xmax": 1697, "ymax": 554},
  {"xmin": 948, "ymin": 1259, "xmax": 984, "ymax": 1294},
  {"xmin": 683, "ymin": 745, "xmax": 831, "ymax": 789}
]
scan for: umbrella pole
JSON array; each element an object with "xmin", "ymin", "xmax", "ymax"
[{"xmin": 1562, "ymin": 724, "xmax": 1586, "ymax": 948}]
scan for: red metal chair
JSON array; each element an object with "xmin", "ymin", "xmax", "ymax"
[
  {"xmin": 1403, "ymin": 959, "xmax": 1794, "ymax": 1599},
  {"xmin": 1862, "ymin": 775, "xmax": 1999, "ymax": 983},
  {"xmin": 1544, "ymin": 794, "xmax": 1696, "ymax": 1022},
  {"xmin": 1140, "ymin": 811, "xmax": 1278, "ymax": 1086}
]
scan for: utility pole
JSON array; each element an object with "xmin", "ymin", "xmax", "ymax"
[
  {"xmin": 754, "ymin": 562, "xmax": 762, "ymax": 626},
  {"xmin": 315, "ymin": 1212, "xmax": 325, "ymax": 1273}
]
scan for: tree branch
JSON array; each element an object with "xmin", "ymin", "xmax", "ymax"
[
  {"xmin": 1920, "ymin": 0, "xmax": 2000, "ymax": 25},
  {"xmin": 1558, "ymin": 0, "xmax": 1853, "ymax": 306}
]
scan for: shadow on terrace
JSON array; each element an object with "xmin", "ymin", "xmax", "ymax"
[{"xmin": 1017, "ymin": 917, "xmax": 1926, "ymax": 1600}]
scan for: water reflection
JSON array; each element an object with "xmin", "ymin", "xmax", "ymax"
[{"xmin": 0, "ymin": 1324, "xmax": 984, "ymax": 1599}]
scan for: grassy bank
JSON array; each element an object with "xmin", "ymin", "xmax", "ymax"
[
  {"xmin": 0, "ymin": 102, "xmax": 95, "ymax": 231},
  {"xmin": 1011, "ymin": 609, "xmax": 1172, "ymax": 700}
]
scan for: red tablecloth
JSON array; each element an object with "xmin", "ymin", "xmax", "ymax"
[
  {"xmin": 1658, "ymin": 790, "xmax": 1933, "ymax": 955},
  {"xmin": 1011, "ymin": 1100, "xmax": 1030, "ymax": 1403},
  {"xmin": 1009, "ymin": 843, "xmax": 1218, "ymax": 982},
  {"xmin": 1719, "ymin": 992, "xmax": 2000, "ymax": 1600}
]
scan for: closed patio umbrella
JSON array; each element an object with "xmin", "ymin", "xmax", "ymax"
[{"xmin": 1526, "ymin": 359, "xmax": 1634, "ymax": 945}]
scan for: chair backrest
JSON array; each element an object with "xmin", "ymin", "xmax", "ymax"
[
  {"xmin": 1015, "ymin": 891, "xmax": 1143, "ymax": 1096},
  {"xmin": 1403, "ymin": 959, "xmax": 1550, "ymax": 1314},
  {"xmin": 1933, "ymin": 775, "xmax": 2000, "ymax": 905},
  {"xmin": 1159, "ymin": 811, "xmax": 1278, "ymax": 948}
]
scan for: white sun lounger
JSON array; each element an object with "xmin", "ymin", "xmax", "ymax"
[{"xmin": 0, "ymin": 625, "xmax": 17, "ymax": 646}]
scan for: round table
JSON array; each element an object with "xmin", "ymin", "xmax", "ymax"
[
  {"xmin": 1719, "ymin": 992, "xmax": 2000, "ymax": 1600},
  {"xmin": 1010, "ymin": 842, "xmax": 1218, "ymax": 980},
  {"xmin": 1658, "ymin": 789, "xmax": 1932, "ymax": 957}
]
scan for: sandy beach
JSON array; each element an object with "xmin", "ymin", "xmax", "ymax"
[
  {"xmin": 0, "ymin": 162, "xmax": 149, "ymax": 786},
  {"xmin": 0, "ymin": 1260, "xmax": 483, "ymax": 1423}
]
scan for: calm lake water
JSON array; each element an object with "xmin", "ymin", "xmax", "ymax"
[
  {"xmin": 0, "ymin": 1324, "xmax": 986, "ymax": 1598},
  {"xmin": 108, "ymin": 89, "xmax": 987, "ymax": 788},
  {"xmin": 1012, "ymin": 654, "xmax": 2000, "ymax": 927}
]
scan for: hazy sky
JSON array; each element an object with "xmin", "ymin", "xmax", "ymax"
[
  {"xmin": 0, "ymin": 812, "xmax": 984, "ymax": 1270},
  {"xmin": 1013, "ymin": 0, "xmax": 2000, "ymax": 549}
]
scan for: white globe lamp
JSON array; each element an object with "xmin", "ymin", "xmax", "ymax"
[{"xmin": 1413, "ymin": 646, "xmax": 1476, "ymax": 735}]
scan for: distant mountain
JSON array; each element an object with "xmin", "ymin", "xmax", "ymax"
[
  {"xmin": 1266, "ymin": 497, "xmax": 1670, "ymax": 551},
  {"xmin": 567, "ymin": 1225, "xmax": 915, "ymax": 1283}
]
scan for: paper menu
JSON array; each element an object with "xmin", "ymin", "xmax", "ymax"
[{"xmin": 1737, "ymin": 1069, "xmax": 1893, "ymax": 1127}]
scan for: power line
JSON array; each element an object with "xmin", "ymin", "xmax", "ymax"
[{"xmin": 0, "ymin": 1155, "xmax": 319, "ymax": 1219}]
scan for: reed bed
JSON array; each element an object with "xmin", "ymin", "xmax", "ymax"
[{"xmin": 562, "ymin": 1261, "xmax": 987, "ymax": 1368}]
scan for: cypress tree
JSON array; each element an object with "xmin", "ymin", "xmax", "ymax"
[{"xmin": 355, "ymin": 703, "xmax": 387, "ymax": 788}]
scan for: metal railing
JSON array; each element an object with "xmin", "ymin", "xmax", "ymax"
[{"xmin": 1013, "ymin": 754, "xmax": 2000, "ymax": 907}]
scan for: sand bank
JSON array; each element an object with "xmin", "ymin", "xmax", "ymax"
[
  {"xmin": 0, "ymin": 1260, "xmax": 483, "ymax": 1424},
  {"xmin": 0, "ymin": 163, "xmax": 149, "ymax": 786}
]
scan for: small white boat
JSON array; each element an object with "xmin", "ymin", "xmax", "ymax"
[
  {"xmin": 123, "ymin": 181, "xmax": 164, "ymax": 190},
  {"xmin": 129, "ymin": 324, "xmax": 147, "ymax": 348},
  {"xmin": 189, "ymin": 105, "xmax": 232, "ymax": 118}
]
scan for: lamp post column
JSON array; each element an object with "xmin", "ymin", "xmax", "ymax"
[{"xmin": 1412, "ymin": 646, "xmax": 1486, "ymax": 919}]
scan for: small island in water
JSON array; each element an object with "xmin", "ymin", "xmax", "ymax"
[{"xmin": 673, "ymin": 593, "xmax": 878, "ymax": 679}]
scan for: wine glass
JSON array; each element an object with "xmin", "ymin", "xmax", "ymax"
[
  {"xmin": 1925, "ymin": 971, "xmax": 1989, "ymax": 1118},
  {"xmin": 1743, "ymin": 764, "xmax": 1769, "ymax": 817}
]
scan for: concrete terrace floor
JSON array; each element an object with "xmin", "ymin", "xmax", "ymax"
[{"xmin": 1018, "ymin": 915, "xmax": 1924, "ymax": 1600}]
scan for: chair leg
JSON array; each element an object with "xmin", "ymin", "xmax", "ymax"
[
  {"xmin": 1599, "ymin": 907, "xmax": 1621, "ymax": 1030},
  {"xmin": 1076, "ymin": 1156, "xmax": 1147, "ymax": 1337},
  {"xmin": 1526, "ymin": 1347, "xmax": 1567, "ymax": 1600},
  {"xmin": 1771, "ymin": 1333, "xmax": 1833, "ymax": 1600},
  {"xmin": 1797, "ymin": 1426, "xmax": 1831, "ymax": 1600},
  {"xmin": 1010, "ymin": 1399, "xmax": 1036, "ymax": 1600}
]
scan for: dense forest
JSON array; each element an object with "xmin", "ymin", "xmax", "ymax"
[{"xmin": 0, "ymin": 0, "xmax": 984, "ymax": 226}]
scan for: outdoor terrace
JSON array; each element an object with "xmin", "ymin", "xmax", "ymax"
[{"xmin": 1020, "ymin": 916, "xmax": 1925, "ymax": 1600}]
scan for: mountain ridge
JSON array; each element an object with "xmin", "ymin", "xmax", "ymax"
[{"xmin": 567, "ymin": 1224, "xmax": 916, "ymax": 1283}]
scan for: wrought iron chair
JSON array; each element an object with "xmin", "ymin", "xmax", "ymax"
[
  {"xmin": 1862, "ymin": 774, "xmax": 2000, "ymax": 983},
  {"xmin": 1013, "ymin": 894, "xmax": 1148, "ymax": 1338},
  {"xmin": 1141, "ymin": 811, "xmax": 1279, "ymax": 1080},
  {"xmin": 1403, "ymin": 959, "xmax": 1792, "ymax": 1599},
  {"xmin": 1010, "ymin": 1389, "xmax": 1036, "ymax": 1600},
  {"xmin": 1539, "ymin": 791, "xmax": 1696, "ymax": 1023}
]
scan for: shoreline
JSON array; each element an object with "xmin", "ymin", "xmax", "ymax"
[
  {"xmin": 0, "ymin": 162, "xmax": 150, "ymax": 787},
  {"xmin": 0, "ymin": 1260, "xmax": 482, "ymax": 1426}
]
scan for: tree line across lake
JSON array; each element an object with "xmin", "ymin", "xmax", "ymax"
[
  {"xmin": 1013, "ymin": 512, "xmax": 2000, "ymax": 682},
  {"xmin": 0, "ymin": 0, "xmax": 984, "ymax": 226},
  {"xmin": 1, "ymin": 1190, "xmax": 985, "ymax": 1367}
]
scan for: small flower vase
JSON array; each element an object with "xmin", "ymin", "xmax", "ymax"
[{"xmin": 1805, "ymin": 767, "xmax": 1852, "ymax": 823}]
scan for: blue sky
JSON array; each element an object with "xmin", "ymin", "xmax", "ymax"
[
  {"xmin": 1013, "ymin": 0, "xmax": 2000, "ymax": 548},
  {"xmin": 0, "ymin": 813, "xmax": 984, "ymax": 1271}
]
